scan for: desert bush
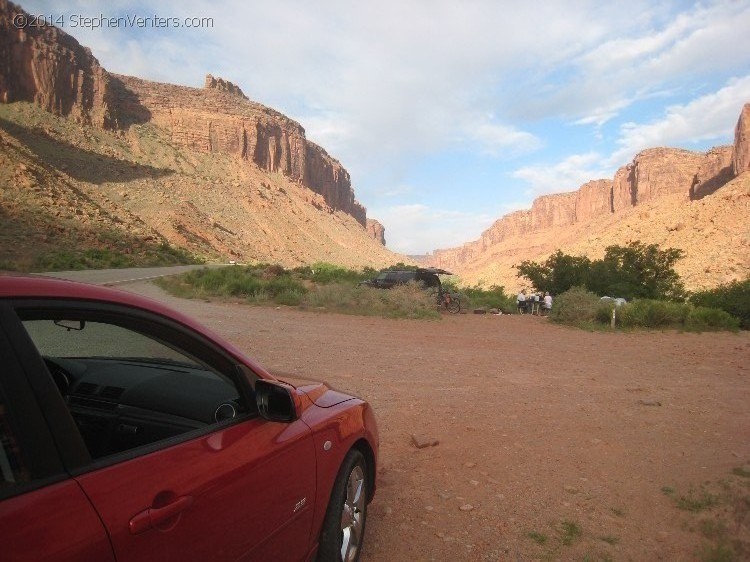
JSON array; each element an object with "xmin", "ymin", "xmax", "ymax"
[
  {"xmin": 690, "ymin": 278, "xmax": 750, "ymax": 329},
  {"xmin": 608, "ymin": 300, "xmax": 738, "ymax": 331},
  {"xmin": 29, "ymin": 243, "xmax": 200, "ymax": 272},
  {"xmin": 685, "ymin": 306, "xmax": 740, "ymax": 331},
  {"xmin": 164, "ymin": 265, "xmax": 307, "ymax": 302},
  {"xmin": 549, "ymin": 286, "xmax": 602, "ymax": 324},
  {"xmin": 616, "ymin": 299, "xmax": 687, "ymax": 328},
  {"xmin": 460, "ymin": 284, "xmax": 516, "ymax": 312},
  {"xmin": 594, "ymin": 304, "xmax": 614, "ymax": 324},
  {"xmin": 305, "ymin": 282, "xmax": 438, "ymax": 319},
  {"xmin": 273, "ymin": 289, "xmax": 306, "ymax": 307},
  {"xmin": 293, "ymin": 262, "xmax": 376, "ymax": 284}
]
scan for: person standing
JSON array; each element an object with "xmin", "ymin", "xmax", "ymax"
[
  {"xmin": 517, "ymin": 290, "xmax": 526, "ymax": 314},
  {"xmin": 543, "ymin": 292, "xmax": 553, "ymax": 315}
]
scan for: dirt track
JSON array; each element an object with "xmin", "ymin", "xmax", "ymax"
[{"xmin": 130, "ymin": 281, "xmax": 750, "ymax": 561}]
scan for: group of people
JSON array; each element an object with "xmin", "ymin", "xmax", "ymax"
[{"xmin": 516, "ymin": 289, "xmax": 552, "ymax": 315}]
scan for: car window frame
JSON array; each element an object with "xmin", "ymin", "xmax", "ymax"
[
  {"xmin": 0, "ymin": 304, "xmax": 68, "ymax": 501},
  {"xmin": 4, "ymin": 298, "xmax": 259, "ymax": 476}
]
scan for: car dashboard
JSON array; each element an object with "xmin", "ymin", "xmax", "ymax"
[{"xmin": 44, "ymin": 356, "xmax": 245, "ymax": 459}]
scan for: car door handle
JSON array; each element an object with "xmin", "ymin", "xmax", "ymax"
[{"xmin": 129, "ymin": 495, "xmax": 194, "ymax": 534}]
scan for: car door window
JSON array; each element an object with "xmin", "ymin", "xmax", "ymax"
[{"xmin": 21, "ymin": 317, "xmax": 249, "ymax": 461}]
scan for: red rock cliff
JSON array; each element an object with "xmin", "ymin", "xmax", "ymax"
[
  {"xmin": 0, "ymin": 0, "xmax": 113, "ymax": 127},
  {"xmin": 366, "ymin": 219, "xmax": 386, "ymax": 245},
  {"xmin": 430, "ymin": 120, "xmax": 748, "ymax": 271},
  {"xmin": 111, "ymin": 73, "xmax": 369, "ymax": 226},
  {"xmin": 0, "ymin": 0, "xmax": 367, "ymax": 226},
  {"xmin": 690, "ymin": 146, "xmax": 734, "ymax": 200},
  {"xmin": 611, "ymin": 148, "xmax": 705, "ymax": 212},
  {"xmin": 734, "ymin": 103, "xmax": 750, "ymax": 175}
]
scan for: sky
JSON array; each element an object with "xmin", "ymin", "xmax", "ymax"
[{"xmin": 22, "ymin": 0, "xmax": 750, "ymax": 254}]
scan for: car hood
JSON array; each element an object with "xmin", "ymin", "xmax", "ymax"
[
  {"xmin": 296, "ymin": 383, "xmax": 356, "ymax": 408},
  {"xmin": 273, "ymin": 373, "xmax": 355, "ymax": 408}
]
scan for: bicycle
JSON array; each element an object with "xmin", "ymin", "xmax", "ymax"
[{"xmin": 432, "ymin": 289, "xmax": 461, "ymax": 314}]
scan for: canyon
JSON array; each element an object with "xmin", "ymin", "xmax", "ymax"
[
  {"xmin": 428, "ymin": 104, "xmax": 750, "ymax": 291},
  {"xmin": 1, "ymin": 0, "xmax": 747, "ymax": 290},
  {"xmin": 0, "ymin": 0, "xmax": 397, "ymax": 270}
]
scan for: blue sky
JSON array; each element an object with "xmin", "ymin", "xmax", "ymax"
[{"xmin": 23, "ymin": 0, "xmax": 750, "ymax": 254}]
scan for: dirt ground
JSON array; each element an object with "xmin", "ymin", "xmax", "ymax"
[{"xmin": 129, "ymin": 281, "xmax": 750, "ymax": 561}]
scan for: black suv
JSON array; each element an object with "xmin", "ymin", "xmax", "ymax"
[{"xmin": 359, "ymin": 267, "xmax": 452, "ymax": 291}]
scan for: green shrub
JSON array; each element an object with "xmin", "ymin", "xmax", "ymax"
[
  {"xmin": 28, "ymin": 243, "xmax": 201, "ymax": 272},
  {"xmin": 293, "ymin": 262, "xmax": 377, "ymax": 284},
  {"xmin": 612, "ymin": 300, "xmax": 738, "ymax": 331},
  {"xmin": 594, "ymin": 304, "xmax": 614, "ymax": 324},
  {"xmin": 685, "ymin": 306, "xmax": 740, "ymax": 331},
  {"xmin": 305, "ymin": 282, "xmax": 438, "ymax": 319},
  {"xmin": 616, "ymin": 299, "xmax": 687, "ymax": 328},
  {"xmin": 690, "ymin": 278, "xmax": 750, "ymax": 329},
  {"xmin": 274, "ymin": 289, "xmax": 306, "ymax": 306},
  {"xmin": 460, "ymin": 284, "xmax": 515, "ymax": 312},
  {"xmin": 265, "ymin": 275, "xmax": 307, "ymax": 297},
  {"xmin": 165, "ymin": 265, "xmax": 306, "ymax": 304},
  {"xmin": 549, "ymin": 286, "xmax": 602, "ymax": 324}
]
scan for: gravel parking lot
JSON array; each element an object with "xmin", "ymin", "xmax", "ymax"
[{"xmin": 129, "ymin": 281, "xmax": 750, "ymax": 561}]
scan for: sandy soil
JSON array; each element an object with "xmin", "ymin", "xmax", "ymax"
[{"xmin": 128, "ymin": 281, "xmax": 750, "ymax": 561}]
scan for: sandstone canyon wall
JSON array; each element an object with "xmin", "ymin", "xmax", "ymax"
[
  {"xmin": 0, "ymin": 0, "xmax": 114, "ymax": 127},
  {"xmin": 734, "ymin": 103, "xmax": 750, "ymax": 176},
  {"xmin": 430, "ymin": 103, "xmax": 750, "ymax": 276},
  {"xmin": 0, "ymin": 0, "xmax": 367, "ymax": 226}
]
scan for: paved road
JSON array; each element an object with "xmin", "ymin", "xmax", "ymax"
[{"xmin": 38, "ymin": 264, "xmax": 226, "ymax": 286}]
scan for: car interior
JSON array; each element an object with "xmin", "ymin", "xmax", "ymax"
[{"xmin": 22, "ymin": 317, "xmax": 253, "ymax": 460}]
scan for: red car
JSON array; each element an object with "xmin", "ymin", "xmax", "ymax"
[{"xmin": 0, "ymin": 275, "xmax": 378, "ymax": 562}]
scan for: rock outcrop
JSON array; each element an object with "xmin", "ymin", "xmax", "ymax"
[
  {"xmin": 366, "ymin": 219, "xmax": 386, "ymax": 246},
  {"xmin": 690, "ymin": 146, "xmax": 734, "ymax": 200},
  {"xmin": 0, "ymin": 0, "xmax": 113, "ymax": 127},
  {"xmin": 734, "ymin": 103, "xmax": 750, "ymax": 175},
  {"xmin": 204, "ymin": 74, "xmax": 248, "ymax": 99},
  {"xmin": 113, "ymin": 74, "xmax": 367, "ymax": 225},
  {"xmin": 575, "ymin": 179, "xmax": 614, "ymax": 222},
  {"xmin": 0, "ymin": 0, "xmax": 367, "ymax": 226},
  {"xmin": 612, "ymin": 148, "xmax": 705, "ymax": 211}
]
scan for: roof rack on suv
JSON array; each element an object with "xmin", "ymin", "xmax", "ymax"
[{"xmin": 359, "ymin": 267, "xmax": 453, "ymax": 290}]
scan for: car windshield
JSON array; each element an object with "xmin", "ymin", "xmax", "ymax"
[{"xmin": 22, "ymin": 319, "xmax": 202, "ymax": 368}]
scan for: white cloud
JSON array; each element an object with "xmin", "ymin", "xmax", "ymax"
[
  {"xmin": 370, "ymin": 204, "xmax": 497, "ymax": 255},
  {"xmin": 469, "ymin": 121, "xmax": 542, "ymax": 156},
  {"xmin": 512, "ymin": 152, "xmax": 613, "ymax": 196},
  {"xmin": 522, "ymin": 1, "xmax": 750, "ymax": 123},
  {"xmin": 608, "ymin": 75, "xmax": 750, "ymax": 165}
]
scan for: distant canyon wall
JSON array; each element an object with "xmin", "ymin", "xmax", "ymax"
[
  {"xmin": 431, "ymin": 103, "xmax": 750, "ymax": 270},
  {"xmin": 0, "ymin": 0, "xmax": 367, "ymax": 226}
]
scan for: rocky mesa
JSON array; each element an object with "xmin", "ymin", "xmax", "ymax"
[
  {"xmin": 0, "ymin": 0, "xmax": 398, "ymax": 268},
  {"xmin": 429, "ymin": 103, "xmax": 750, "ymax": 291},
  {"xmin": 0, "ymin": 0, "xmax": 367, "ymax": 225}
]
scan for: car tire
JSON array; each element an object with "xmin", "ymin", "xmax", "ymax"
[{"xmin": 317, "ymin": 449, "xmax": 368, "ymax": 562}]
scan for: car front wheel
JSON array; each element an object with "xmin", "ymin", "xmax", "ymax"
[{"xmin": 317, "ymin": 449, "xmax": 368, "ymax": 562}]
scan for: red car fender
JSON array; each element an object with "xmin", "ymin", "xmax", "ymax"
[{"xmin": 298, "ymin": 397, "xmax": 379, "ymax": 549}]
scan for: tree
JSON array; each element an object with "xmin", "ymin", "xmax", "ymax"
[
  {"xmin": 516, "ymin": 250, "xmax": 591, "ymax": 295},
  {"xmin": 690, "ymin": 278, "xmax": 750, "ymax": 329},
  {"xmin": 596, "ymin": 242, "xmax": 684, "ymax": 300},
  {"xmin": 516, "ymin": 242, "xmax": 685, "ymax": 301}
]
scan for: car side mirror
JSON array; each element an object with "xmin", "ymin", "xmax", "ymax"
[{"xmin": 255, "ymin": 379, "xmax": 297, "ymax": 422}]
